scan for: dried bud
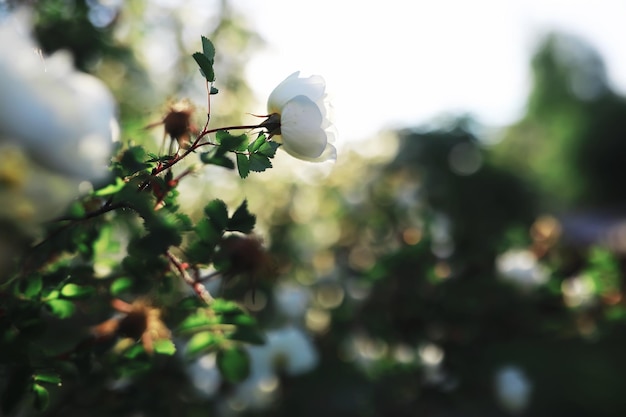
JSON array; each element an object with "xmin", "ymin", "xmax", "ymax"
[
  {"xmin": 148, "ymin": 100, "xmax": 196, "ymax": 150},
  {"xmin": 216, "ymin": 235, "xmax": 276, "ymax": 299},
  {"xmin": 92, "ymin": 298, "xmax": 171, "ymax": 354}
]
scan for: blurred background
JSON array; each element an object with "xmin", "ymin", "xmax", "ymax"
[{"xmin": 5, "ymin": 0, "xmax": 626, "ymax": 415}]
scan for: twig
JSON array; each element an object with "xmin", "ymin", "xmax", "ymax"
[{"xmin": 166, "ymin": 250, "xmax": 214, "ymax": 304}]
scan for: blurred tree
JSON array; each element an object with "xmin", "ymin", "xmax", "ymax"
[{"xmin": 495, "ymin": 33, "xmax": 626, "ymax": 209}]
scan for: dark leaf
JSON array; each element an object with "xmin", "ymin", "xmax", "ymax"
[
  {"xmin": 201, "ymin": 36, "xmax": 216, "ymax": 62},
  {"xmin": 204, "ymin": 200, "xmax": 229, "ymax": 231},
  {"xmin": 217, "ymin": 347, "xmax": 250, "ymax": 383},
  {"xmin": 227, "ymin": 200, "xmax": 256, "ymax": 233},
  {"xmin": 192, "ymin": 52, "xmax": 215, "ymax": 82},
  {"xmin": 249, "ymin": 153, "xmax": 272, "ymax": 172},
  {"xmin": 236, "ymin": 154, "xmax": 250, "ymax": 179}
]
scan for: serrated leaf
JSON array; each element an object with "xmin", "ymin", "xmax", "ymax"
[
  {"xmin": 60, "ymin": 283, "xmax": 94, "ymax": 299},
  {"xmin": 111, "ymin": 277, "xmax": 133, "ymax": 295},
  {"xmin": 258, "ymin": 141, "xmax": 281, "ymax": 158},
  {"xmin": 236, "ymin": 154, "xmax": 250, "ymax": 178},
  {"xmin": 32, "ymin": 384, "xmax": 49, "ymax": 411},
  {"xmin": 227, "ymin": 200, "xmax": 256, "ymax": 233},
  {"xmin": 193, "ymin": 52, "xmax": 215, "ymax": 82},
  {"xmin": 201, "ymin": 36, "xmax": 216, "ymax": 62},
  {"xmin": 217, "ymin": 347, "xmax": 250, "ymax": 383},
  {"xmin": 45, "ymin": 299, "xmax": 76, "ymax": 319},
  {"xmin": 186, "ymin": 331, "xmax": 218, "ymax": 357},
  {"xmin": 204, "ymin": 200, "xmax": 229, "ymax": 231},
  {"xmin": 153, "ymin": 339, "xmax": 177, "ymax": 355},
  {"xmin": 200, "ymin": 151, "xmax": 235, "ymax": 169},
  {"xmin": 249, "ymin": 153, "xmax": 272, "ymax": 172},
  {"xmin": 217, "ymin": 131, "xmax": 248, "ymax": 152},
  {"xmin": 33, "ymin": 372, "xmax": 61, "ymax": 385},
  {"xmin": 118, "ymin": 146, "xmax": 151, "ymax": 175},
  {"xmin": 195, "ymin": 218, "xmax": 221, "ymax": 245}
]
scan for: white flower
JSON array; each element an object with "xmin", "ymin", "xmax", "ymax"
[
  {"xmin": 494, "ymin": 365, "xmax": 532, "ymax": 414},
  {"xmin": 0, "ymin": 11, "xmax": 118, "ymax": 231},
  {"xmin": 0, "ymin": 11, "xmax": 117, "ymax": 181},
  {"xmin": 266, "ymin": 72, "xmax": 336, "ymax": 162}
]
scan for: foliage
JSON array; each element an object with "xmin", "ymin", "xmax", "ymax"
[
  {"xmin": 0, "ymin": 31, "xmax": 278, "ymax": 416},
  {"xmin": 3, "ymin": 4, "xmax": 626, "ymax": 417}
]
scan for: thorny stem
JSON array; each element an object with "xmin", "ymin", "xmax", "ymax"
[{"xmin": 166, "ymin": 250, "xmax": 214, "ymax": 304}]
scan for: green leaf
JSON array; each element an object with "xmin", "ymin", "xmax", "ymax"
[
  {"xmin": 217, "ymin": 347, "xmax": 250, "ymax": 383},
  {"xmin": 185, "ymin": 240, "xmax": 216, "ymax": 265},
  {"xmin": 32, "ymin": 384, "xmax": 49, "ymax": 411},
  {"xmin": 236, "ymin": 154, "xmax": 250, "ymax": 179},
  {"xmin": 200, "ymin": 152, "xmax": 235, "ymax": 169},
  {"xmin": 93, "ymin": 177, "xmax": 125, "ymax": 197},
  {"xmin": 227, "ymin": 200, "xmax": 256, "ymax": 233},
  {"xmin": 111, "ymin": 277, "xmax": 133, "ymax": 295},
  {"xmin": 186, "ymin": 331, "xmax": 218, "ymax": 357},
  {"xmin": 201, "ymin": 36, "xmax": 216, "ymax": 61},
  {"xmin": 195, "ymin": 218, "xmax": 221, "ymax": 245},
  {"xmin": 248, "ymin": 134, "xmax": 267, "ymax": 153},
  {"xmin": 249, "ymin": 153, "xmax": 272, "ymax": 172},
  {"xmin": 220, "ymin": 313, "xmax": 257, "ymax": 327},
  {"xmin": 258, "ymin": 141, "xmax": 281, "ymax": 158},
  {"xmin": 16, "ymin": 274, "xmax": 42, "ymax": 298},
  {"xmin": 45, "ymin": 299, "xmax": 76, "ymax": 319},
  {"xmin": 210, "ymin": 86, "xmax": 219, "ymax": 95},
  {"xmin": 211, "ymin": 299, "xmax": 244, "ymax": 314},
  {"xmin": 217, "ymin": 131, "xmax": 248, "ymax": 152},
  {"xmin": 33, "ymin": 372, "xmax": 61, "ymax": 385},
  {"xmin": 205, "ymin": 199, "xmax": 229, "ymax": 231},
  {"xmin": 60, "ymin": 283, "xmax": 94, "ymax": 299},
  {"xmin": 193, "ymin": 52, "xmax": 215, "ymax": 82},
  {"xmin": 118, "ymin": 146, "xmax": 151, "ymax": 175},
  {"xmin": 123, "ymin": 344, "xmax": 146, "ymax": 359},
  {"xmin": 178, "ymin": 310, "xmax": 219, "ymax": 333},
  {"xmin": 153, "ymin": 339, "xmax": 177, "ymax": 356},
  {"xmin": 66, "ymin": 201, "xmax": 86, "ymax": 218}
]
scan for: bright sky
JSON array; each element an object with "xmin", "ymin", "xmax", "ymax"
[{"xmin": 233, "ymin": 0, "xmax": 626, "ymax": 143}]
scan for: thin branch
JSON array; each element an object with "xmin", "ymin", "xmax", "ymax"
[{"xmin": 166, "ymin": 250, "xmax": 214, "ymax": 304}]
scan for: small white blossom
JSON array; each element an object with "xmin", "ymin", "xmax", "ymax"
[{"xmin": 266, "ymin": 72, "xmax": 336, "ymax": 162}]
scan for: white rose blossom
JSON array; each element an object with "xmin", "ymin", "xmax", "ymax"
[
  {"xmin": 0, "ymin": 11, "xmax": 118, "ymax": 225},
  {"xmin": 0, "ymin": 12, "xmax": 117, "ymax": 181},
  {"xmin": 264, "ymin": 72, "xmax": 337, "ymax": 162}
]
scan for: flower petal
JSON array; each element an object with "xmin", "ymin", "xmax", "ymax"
[
  {"xmin": 279, "ymin": 95, "xmax": 327, "ymax": 159},
  {"xmin": 267, "ymin": 72, "xmax": 326, "ymax": 114}
]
